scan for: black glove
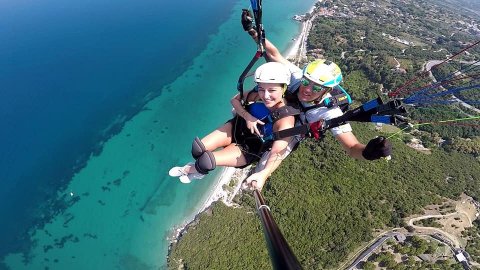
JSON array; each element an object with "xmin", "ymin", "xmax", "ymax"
[
  {"xmin": 241, "ymin": 9, "xmax": 254, "ymax": 32},
  {"xmin": 362, "ymin": 136, "xmax": 392, "ymax": 160}
]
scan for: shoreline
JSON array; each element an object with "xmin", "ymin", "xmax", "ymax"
[
  {"xmin": 166, "ymin": 166, "xmax": 250, "ymax": 249},
  {"xmin": 285, "ymin": 4, "xmax": 318, "ymax": 63}
]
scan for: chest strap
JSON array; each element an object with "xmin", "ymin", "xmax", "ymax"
[{"xmin": 269, "ymin": 105, "xmax": 301, "ymax": 122}]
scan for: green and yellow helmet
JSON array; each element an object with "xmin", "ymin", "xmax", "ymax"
[{"xmin": 302, "ymin": 59, "xmax": 343, "ymax": 88}]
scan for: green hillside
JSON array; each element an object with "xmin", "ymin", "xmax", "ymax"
[{"xmin": 168, "ymin": 124, "xmax": 480, "ymax": 269}]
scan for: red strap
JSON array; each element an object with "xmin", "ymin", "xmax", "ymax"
[{"xmin": 309, "ymin": 121, "xmax": 323, "ymax": 140}]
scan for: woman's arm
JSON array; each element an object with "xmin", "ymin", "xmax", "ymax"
[
  {"xmin": 335, "ymin": 132, "xmax": 366, "ymax": 160},
  {"xmin": 230, "ymin": 92, "xmax": 265, "ymax": 136},
  {"xmin": 245, "ymin": 115, "xmax": 295, "ymax": 190}
]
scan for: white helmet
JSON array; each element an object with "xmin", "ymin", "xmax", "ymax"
[{"xmin": 254, "ymin": 62, "xmax": 291, "ymax": 85}]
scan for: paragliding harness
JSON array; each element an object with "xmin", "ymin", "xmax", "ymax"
[
  {"xmin": 272, "ymin": 97, "xmax": 407, "ymax": 140},
  {"xmin": 237, "ymin": 0, "xmax": 267, "ymax": 101},
  {"xmin": 232, "ymin": 90, "xmax": 301, "ymax": 161},
  {"xmin": 235, "ymin": 0, "xmax": 301, "ymax": 159},
  {"xmin": 320, "ymin": 85, "xmax": 352, "ymax": 112}
]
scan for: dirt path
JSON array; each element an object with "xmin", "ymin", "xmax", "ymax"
[{"xmin": 407, "ymin": 213, "xmax": 461, "ymax": 248}]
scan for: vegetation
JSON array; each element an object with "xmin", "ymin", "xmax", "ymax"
[
  {"xmin": 413, "ymin": 218, "xmax": 443, "ymax": 228},
  {"xmin": 364, "ymin": 236, "xmax": 463, "ymax": 269},
  {"xmin": 308, "ymin": 0, "xmax": 480, "ymax": 142},
  {"xmin": 462, "ymin": 219, "xmax": 480, "ymax": 263},
  {"xmin": 169, "ymin": 125, "xmax": 480, "ymax": 269}
]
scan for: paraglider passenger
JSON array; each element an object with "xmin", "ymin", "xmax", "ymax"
[{"xmin": 169, "ymin": 62, "xmax": 297, "ymax": 188}]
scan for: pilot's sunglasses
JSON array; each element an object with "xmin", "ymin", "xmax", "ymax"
[{"xmin": 301, "ymin": 78, "xmax": 326, "ymax": 92}]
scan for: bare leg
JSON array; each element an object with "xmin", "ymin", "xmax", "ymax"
[
  {"xmin": 179, "ymin": 121, "xmax": 236, "ymax": 174},
  {"xmin": 185, "ymin": 143, "xmax": 248, "ymax": 174},
  {"xmin": 200, "ymin": 122, "xmax": 233, "ymax": 151},
  {"xmin": 212, "ymin": 143, "xmax": 248, "ymax": 167}
]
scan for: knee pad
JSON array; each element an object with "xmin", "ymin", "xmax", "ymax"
[
  {"xmin": 195, "ymin": 151, "xmax": 216, "ymax": 175},
  {"xmin": 191, "ymin": 137, "xmax": 206, "ymax": 159}
]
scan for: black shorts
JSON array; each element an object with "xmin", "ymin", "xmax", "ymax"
[{"xmin": 227, "ymin": 116, "xmax": 273, "ymax": 165}]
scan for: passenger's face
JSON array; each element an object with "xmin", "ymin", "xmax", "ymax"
[
  {"xmin": 257, "ymin": 83, "xmax": 284, "ymax": 108},
  {"xmin": 297, "ymin": 77, "xmax": 327, "ymax": 102}
]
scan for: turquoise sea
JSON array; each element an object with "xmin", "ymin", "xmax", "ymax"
[{"xmin": 0, "ymin": 0, "xmax": 317, "ymax": 269}]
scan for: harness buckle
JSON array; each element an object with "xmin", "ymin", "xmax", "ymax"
[{"xmin": 270, "ymin": 110, "xmax": 281, "ymax": 121}]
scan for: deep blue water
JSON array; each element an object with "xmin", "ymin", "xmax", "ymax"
[{"xmin": 0, "ymin": 0, "xmax": 237, "ymax": 258}]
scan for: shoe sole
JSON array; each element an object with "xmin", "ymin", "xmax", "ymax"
[
  {"xmin": 179, "ymin": 175, "xmax": 191, "ymax": 184},
  {"xmin": 168, "ymin": 166, "xmax": 185, "ymax": 177}
]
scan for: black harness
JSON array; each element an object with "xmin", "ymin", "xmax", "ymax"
[{"xmin": 273, "ymin": 97, "xmax": 407, "ymax": 140}]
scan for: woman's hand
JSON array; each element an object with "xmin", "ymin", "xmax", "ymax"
[
  {"xmin": 245, "ymin": 172, "xmax": 267, "ymax": 191},
  {"xmin": 244, "ymin": 114, "xmax": 265, "ymax": 136}
]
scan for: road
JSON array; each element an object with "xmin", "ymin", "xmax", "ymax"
[
  {"xmin": 424, "ymin": 60, "xmax": 443, "ymax": 72},
  {"xmin": 345, "ymin": 208, "xmax": 476, "ymax": 269},
  {"xmin": 423, "ymin": 60, "xmax": 480, "ymax": 114},
  {"xmin": 346, "ymin": 232, "xmax": 401, "ymax": 270},
  {"xmin": 393, "ymin": 57, "xmax": 401, "ymax": 69}
]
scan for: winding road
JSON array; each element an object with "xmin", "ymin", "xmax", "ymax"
[{"xmin": 407, "ymin": 213, "xmax": 461, "ymax": 248}]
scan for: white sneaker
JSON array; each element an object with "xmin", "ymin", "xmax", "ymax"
[
  {"xmin": 179, "ymin": 172, "xmax": 205, "ymax": 183},
  {"xmin": 168, "ymin": 166, "xmax": 188, "ymax": 177},
  {"xmin": 169, "ymin": 163, "xmax": 205, "ymax": 184},
  {"xmin": 178, "ymin": 174, "xmax": 192, "ymax": 184},
  {"xmin": 169, "ymin": 162, "xmax": 195, "ymax": 177}
]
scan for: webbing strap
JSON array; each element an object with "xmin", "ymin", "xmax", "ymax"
[
  {"xmin": 237, "ymin": 0, "xmax": 266, "ymax": 100},
  {"xmin": 273, "ymin": 98, "xmax": 406, "ymax": 139},
  {"xmin": 272, "ymin": 125, "xmax": 310, "ymax": 140},
  {"xmin": 270, "ymin": 106, "xmax": 301, "ymax": 122}
]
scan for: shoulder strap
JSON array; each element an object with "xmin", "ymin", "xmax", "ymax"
[
  {"xmin": 269, "ymin": 105, "xmax": 301, "ymax": 122},
  {"xmin": 300, "ymin": 92, "xmax": 352, "ymax": 112}
]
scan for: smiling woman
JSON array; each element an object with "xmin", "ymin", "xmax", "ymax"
[{"xmin": 169, "ymin": 62, "xmax": 297, "ymax": 190}]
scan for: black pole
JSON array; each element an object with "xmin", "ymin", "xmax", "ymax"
[{"xmin": 253, "ymin": 189, "xmax": 302, "ymax": 270}]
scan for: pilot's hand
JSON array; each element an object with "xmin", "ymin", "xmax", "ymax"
[
  {"xmin": 362, "ymin": 136, "xmax": 392, "ymax": 160},
  {"xmin": 241, "ymin": 9, "xmax": 254, "ymax": 32}
]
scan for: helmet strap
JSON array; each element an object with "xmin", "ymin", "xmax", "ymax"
[{"xmin": 311, "ymin": 88, "xmax": 332, "ymax": 104}]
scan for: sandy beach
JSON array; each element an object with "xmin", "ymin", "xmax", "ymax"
[
  {"xmin": 167, "ymin": 166, "xmax": 248, "ymax": 245},
  {"xmin": 285, "ymin": 3, "xmax": 317, "ymax": 62}
]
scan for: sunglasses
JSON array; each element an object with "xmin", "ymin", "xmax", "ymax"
[{"xmin": 301, "ymin": 78, "xmax": 326, "ymax": 92}]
